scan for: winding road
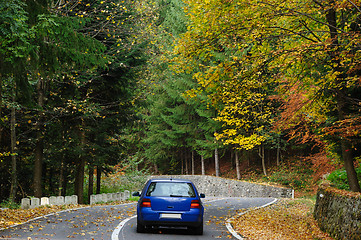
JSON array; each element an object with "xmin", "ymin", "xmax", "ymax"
[{"xmin": 1, "ymin": 197, "xmax": 275, "ymax": 240}]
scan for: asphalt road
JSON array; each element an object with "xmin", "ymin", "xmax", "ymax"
[{"xmin": 0, "ymin": 197, "xmax": 275, "ymax": 240}]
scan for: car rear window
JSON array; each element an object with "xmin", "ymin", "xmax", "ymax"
[{"xmin": 146, "ymin": 182, "xmax": 196, "ymax": 197}]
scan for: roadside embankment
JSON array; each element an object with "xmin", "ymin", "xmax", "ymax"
[
  {"xmin": 230, "ymin": 198, "xmax": 334, "ymax": 240},
  {"xmin": 314, "ymin": 187, "xmax": 361, "ymax": 240}
]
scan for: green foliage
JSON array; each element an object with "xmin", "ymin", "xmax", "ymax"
[
  {"xmin": 100, "ymin": 174, "xmax": 149, "ymax": 194},
  {"xmin": 128, "ymin": 196, "xmax": 140, "ymax": 202},
  {"xmin": 98, "ymin": 155, "xmax": 150, "ymax": 193},
  {"xmin": 0, "ymin": 199, "xmax": 20, "ymax": 209},
  {"xmin": 327, "ymin": 165, "xmax": 361, "ymax": 191},
  {"xmin": 2, "ymin": 0, "xmax": 361, "ymax": 203},
  {"xmin": 0, "ymin": 0, "xmax": 30, "ymax": 62},
  {"xmin": 243, "ymin": 159, "xmax": 315, "ymax": 191},
  {"xmin": 265, "ymin": 165, "xmax": 313, "ymax": 190},
  {"xmin": 0, "ymin": 0, "xmax": 148, "ymax": 202}
]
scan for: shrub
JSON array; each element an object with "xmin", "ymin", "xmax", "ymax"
[
  {"xmin": 327, "ymin": 165, "xmax": 361, "ymax": 190},
  {"xmin": 264, "ymin": 162, "xmax": 314, "ymax": 190},
  {"xmin": 0, "ymin": 200, "xmax": 20, "ymax": 209}
]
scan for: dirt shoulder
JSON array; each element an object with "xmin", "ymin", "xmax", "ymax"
[{"xmin": 230, "ymin": 198, "xmax": 334, "ymax": 240}]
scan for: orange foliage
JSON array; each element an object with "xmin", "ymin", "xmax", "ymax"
[
  {"xmin": 273, "ymin": 79, "xmax": 328, "ymax": 148},
  {"xmin": 323, "ymin": 116, "xmax": 361, "ymax": 139},
  {"xmin": 301, "ymin": 151, "xmax": 340, "ymax": 182}
]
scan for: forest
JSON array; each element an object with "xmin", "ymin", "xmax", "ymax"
[{"xmin": 1, "ymin": 0, "xmax": 360, "ymax": 204}]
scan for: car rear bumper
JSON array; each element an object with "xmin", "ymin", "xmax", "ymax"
[
  {"xmin": 138, "ymin": 208, "xmax": 203, "ymax": 227},
  {"xmin": 141, "ymin": 219, "xmax": 202, "ymax": 228}
]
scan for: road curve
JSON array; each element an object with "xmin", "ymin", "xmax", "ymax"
[
  {"xmin": 0, "ymin": 197, "xmax": 275, "ymax": 240},
  {"xmin": 114, "ymin": 197, "xmax": 275, "ymax": 240}
]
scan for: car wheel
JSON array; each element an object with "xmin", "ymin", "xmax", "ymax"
[
  {"xmin": 191, "ymin": 223, "xmax": 203, "ymax": 235},
  {"xmin": 136, "ymin": 219, "xmax": 147, "ymax": 233}
]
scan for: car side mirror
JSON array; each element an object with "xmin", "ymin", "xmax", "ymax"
[
  {"xmin": 132, "ymin": 191, "xmax": 140, "ymax": 197},
  {"xmin": 200, "ymin": 193, "xmax": 205, "ymax": 198}
]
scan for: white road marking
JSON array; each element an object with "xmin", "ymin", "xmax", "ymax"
[
  {"xmin": 110, "ymin": 198, "xmax": 224, "ymax": 240},
  {"xmin": 111, "ymin": 215, "xmax": 137, "ymax": 240},
  {"xmin": 226, "ymin": 198, "xmax": 278, "ymax": 240},
  {"xmin": 110, "ymin": 198, "xmax": 278, "ymax": 240}
]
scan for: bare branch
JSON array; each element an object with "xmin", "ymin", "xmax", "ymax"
[{"xmin": 346, "ymin": 0, "xmax": 361, "ymax": 13}]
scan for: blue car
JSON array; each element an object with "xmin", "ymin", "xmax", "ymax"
[{"xmin": 133, "ymin": 178, "xmax": 205, "ymax": 235}]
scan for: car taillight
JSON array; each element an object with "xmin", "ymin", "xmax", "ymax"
[
  {"xmin": 140, "ymin": 198, "xmax": 151, "ymax": 208},
  {"xmin": 191, "ymin": 200, "xmax": 201, "ymax": 208}
]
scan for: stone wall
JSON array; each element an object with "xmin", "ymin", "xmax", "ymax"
[
  {"xmin": 314, "ymin": 187, "xmax": 361, "ymax": 240},
  {"xmin": 21, "ymin": 190, "xmax": 131, "ymax": 209},
  {"xmin": 149, "ymin": 175, "xmax": 294, "ymax": 198},
  {"xmin": 89, "ymin": 190, "xmax": 130, "ymax": 204},
  {"xmin": 21, "ymin": 195, "xmax": 78, "ymax": 209}
]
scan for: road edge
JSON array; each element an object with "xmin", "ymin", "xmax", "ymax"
[
  {"xmin": 225, "ymin": 198, "xmax": 278, "ymax": 240},
  {"xmin": 111, "ymin": 215, "xmax": 137, "ymax": 240},
  {"xmin": 0, "ymin": 202, "xmax": 135, "ymax": 232},
  {"xmin": 110, "ymin": 198, "xmax": 278, "ymax": 240}
]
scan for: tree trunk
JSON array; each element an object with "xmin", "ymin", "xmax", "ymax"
[
  {"xmin": 191, "ymin": 151, "xmax": 195, "ymax": 175},
  {"xmin": 75, "ymin": 127, "xmax": 86, "ymax": 203},
  {"xmin": 245, "ymin": 150, "xmax": 250, "ymax": 167},
  {"xmin": 259, "ymin": 144, "xmax": 267, "ymax": 176},
  {"xmin": 33, "ymin": 77, "xmax": 45, "ymax": 198},
  {"xmin": 185, "ymin": 150, "xmax": 189, "ymax": 175},
  {"xmin": 33, "ymin": 131, "xmax": 44, "ymax": 198},
  {"xmin": 48, "ymin": 167, "xmax": 54, "ymax": 194},
  {"xmin": 153, "ymin": 162, "xmax": 158, "ymax": 175},
  {"xmin": 58, "ymin": 126, "xmax": 65, "ymax": 196},
  {"xmin": 326, "ymin": 2, "xmax": 361, "ymax": 192},
  {"xmin": 341, "ymin": 139, "xmax": 360, "ymax": 192},
  {"xmin": 235, "ymin": 150, "xmax": 240, "ymax": 180},
  {"xmin": 88, "ymin": 163, "xmax": 94, "ymax": 203},
  {"xmin": 9, "ymin": 88, "xmax": 17, "ymax": 202},
  {"xmin": 201, "ymin": 155, "xmax": 205, "ymax": 175},
  {"xmin": 277, "ymin": 136, "xmax": 280, "ymax": 166},
  {"xmin": 215, "ymin": 148, "xmax": 219, "ymax": 177},
  {"xmin": 181, "ymin": 153, "xmax": 184, "ymax": 175},
  {"xmin": 61, "ymin": 169, "xmax": 67, "ymax": 196},
  {"xmin": 75, "ymin": 158, "xmax": 85, "ymax": 203},
  {"xmin": 58, "ymin": 156, "xmax": 64, "ymax": 196},
  {"xmin": 0, "ymin": 76, "xmax": 2, "ymax": 200},
  {"xmin": 336, "ymin": 91, "xmax": 361, "ymax": 192},
  {"xmin": 96, "ymin": 165, "xmax": 101, "ymax": 194},
  {"xmin": 0, "ymin": 75, "xmax": 3, "ymax": 154}
]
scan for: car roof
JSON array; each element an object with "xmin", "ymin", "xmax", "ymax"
[{"xmin": 149, "ymin": 178, "xmax": 193, "ymax": 183}]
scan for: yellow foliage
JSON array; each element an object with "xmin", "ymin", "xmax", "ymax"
[{"xmin": 173, "ymin": 0, "xmax": 361, "ymax": 151}]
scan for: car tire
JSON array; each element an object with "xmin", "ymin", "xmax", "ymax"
[
  {"xmin": 136, "ymin": 219, "xmax": 147, "ymax": 233},
  {"xmin": 191, "ymin": 223, "xmax": 203, "ymax": 235}
]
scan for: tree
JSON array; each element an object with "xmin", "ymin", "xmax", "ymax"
[
  {"xmin": 139, "ymin": 0, "xmax": 200, "ymax": 173},
  {"xmin": 172, "ymin": 0, "xmax": 360, "ymax": 190},
  {"xmin": 172, "ymin": 0, "xmax": 279, "ymax": 175},
  {"xmin": 0, "ymin": 0, "xmax": 32, "ymax": 202},
  {"xmin": 48, "ymin": 0, "xmax": 146, "ymax": 201},
  {"xmin": 25, "ymin": 0, "xmax": 108, "ymax": 197},
  {"xmin": 0, "ymin": 0, "xmax": 146, "ymax": 203},
  {"xmin": 254, "ymin": 0, "xmax": 361, "ymax": 191}
]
